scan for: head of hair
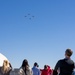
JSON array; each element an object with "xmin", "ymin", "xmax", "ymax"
[
  {"xmin": 44, "ymin": 65, "xmax": 48, "ymax": 69},
  {"xmin": 2, "ymin": 60, "xmax": 10, "ymax": 73},
  {"xmin": 34, "ymin": 62, "xmax": 39, "ymax": 67},
  {"xmin": 22, "ymin": 59, "xmax": 29, "ymax": 67},
  {"xmin": 3, "ymin": 60, "xmax": 9, "ymax": 67},
  {"xmin": 65, "ymin": 48, "xmax": 73, "ymax": 57}
]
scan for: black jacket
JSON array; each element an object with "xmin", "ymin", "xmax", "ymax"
[{"xmin": 53, "ymin": 58, "xmax": 74, "ymax": 75}]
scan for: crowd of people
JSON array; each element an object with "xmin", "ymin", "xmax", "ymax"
[{"xmin": 0, "ymin": 48, "xmax": 75, "ymax": 75}]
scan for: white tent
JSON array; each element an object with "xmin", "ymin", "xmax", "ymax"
[{"xmin": 0, "ymin": 53, "xmax": 9, "ymax": 66}]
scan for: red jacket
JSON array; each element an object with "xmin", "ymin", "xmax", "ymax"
[{"xmin": 41, "ymin": 66, "xmax": 52, "ymax": 75}]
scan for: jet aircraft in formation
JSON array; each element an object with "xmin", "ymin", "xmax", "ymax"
[{"xmin": 24, "ymin": 14, "xmax": 35, "ymax": 20}]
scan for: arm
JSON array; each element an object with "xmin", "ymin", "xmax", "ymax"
[
  {"xmin": 38, "ymin": 69, "xmax": 41, "ymax": 75},
  {"xmin": 19, "ymin": 68, "xmax": 25, "ymax": 75},
  {"xmin": 54, "ymin": 60, "xmax": 60, "ymax": 71},
  {"xmin": 40, "ymin": 69, "xmax": 43, "ymax": 71},
  {"xmin": 74, "ymin": 62, "xmax": 75, "ymax": 68},
  {"xmin": 47, "ymin": 65, "xmax": 52, "ymax": 75},
  {"xmin": 31, "ymin": 69, "xmax": 33, "ymax": 75},
  {"xmin": 53, "ymin": 60, "xmax": 60, "ymax": 75}
]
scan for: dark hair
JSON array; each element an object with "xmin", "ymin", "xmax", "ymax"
[
  {"xmin": 22, "ymin": 59, "xmax": 29, "ymax": 67},
  {"xmin": 21, "ymin": 59, "xmax": 29, "ymax": 75},
  {"xmin": 9, "ymin": 63, "xmax": 12, "ymax": 69},
  {"xmin": 65, "ymin": 49, "xmax": 73, "ymax": 57},
  {"xmin": 34, "ymin": 62, "xmax": 39, "ymax": 67},
  {"xmin": 44, "ymin": 65, "xmax": 48, "ymax": 69}
]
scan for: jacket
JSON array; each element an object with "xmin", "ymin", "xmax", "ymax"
[
  {"xmin": 19, "ymin": 66, "xmax": 33, "ymax": 75},
  {"xmin": 53, "ymin": 58, "xmax": 74, "ymax": 75}
]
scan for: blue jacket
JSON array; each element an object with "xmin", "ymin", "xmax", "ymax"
[{"xmin": 32, "ymin": 66, "xmax": 40, "ymax": 75}]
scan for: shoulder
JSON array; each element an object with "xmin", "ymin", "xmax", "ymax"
[
  {"xmin": 19, "ymin": 67, "xmax": 24, "ymax": 73},
  {"xmin": 70, "ymin": 59, "xmax": 74, "ymax": 63},
  {"xmin": 32, "ymin": 67, "xmax": 39, "ymax": 71},
  {"xmin": 36, "ymin": 67, "xmax": 40, "ymax": 72},
  {"xmin": 55, "ymin": 59, "xmax": 64, "ymax": 66},
  {"xmin": 27, "ymin": 66, "xmax": 32, "ymax": 72},
  {"xmin": 19, "ymin": 68, "xmax": 25, "ymax": 75},
  {"xmin": 57, "ymin": 59, "xmax": 63, "ymax": 63},
  {"xmin": 69, "ymin": 59, "xmax": 75, "ymax": 67},
  {"xmin": 65, "ymin": 58, "xmax": 74, "ymax": 64}
]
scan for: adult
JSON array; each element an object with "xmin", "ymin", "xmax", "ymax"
[
  {"xmin": 41, "ymin": 65, "xmax": 52, "ymax": 75},
  {"xmin": 53, "ymin": 48, "xmax": 75, "ymax": 75},
  {"xmin": 0, "ymin": 60, "xmax": 12, "ymax": 75},
  {"xmin": 19, "ymin": 59, "xmax": 33, "ymax": 75},
  {"xmin": 32, "ymin": 62, "xmax": 40, "ymax": 75}
]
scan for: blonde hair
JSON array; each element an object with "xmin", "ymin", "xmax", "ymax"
[{"xmin": 2, "ymin": 60, "xmax": 10, "ymax": 73}]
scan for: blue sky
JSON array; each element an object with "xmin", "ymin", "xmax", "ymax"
[{"xmin": 0, "ymin": 0, "xmax": 75, "ymax": 69}]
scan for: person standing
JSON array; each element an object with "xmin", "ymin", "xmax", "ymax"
[
  {"xmin": 0, "ymin": 60, "xmax": 12, "ymax": 75},
  {"xmin": 32, "ymin": 62, "xmax": 40, "ymax": 75},
  {"xmin": 40, "ymin": 65, "xmax": 52, "ymax": 75},
  {"xmin": 19, "ymin": 59, "xmax": 33, "ymax": 75},
  {"xmin": 53, "ymin": 48, "xmax": 75, "ymax": 75}
]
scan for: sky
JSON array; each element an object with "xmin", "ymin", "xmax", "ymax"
[{"xmin": 0, "ymin": 0, "xmax": 75, "ymax": 69}]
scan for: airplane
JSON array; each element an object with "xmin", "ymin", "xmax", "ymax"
[
  {"xmin": 25, "ymin": 16, "xmax": 27, "ymax": 17},
  {"xmin": 28, "ymin": 14, "xmax": 30, "ymax": 15},
  {"xmin": 29, "ymin": 18, "xmax": 31, "ymax": 20},
  {"xmin": 32, "ymin": 16, "xmax": 34, "ymax": 18}
]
